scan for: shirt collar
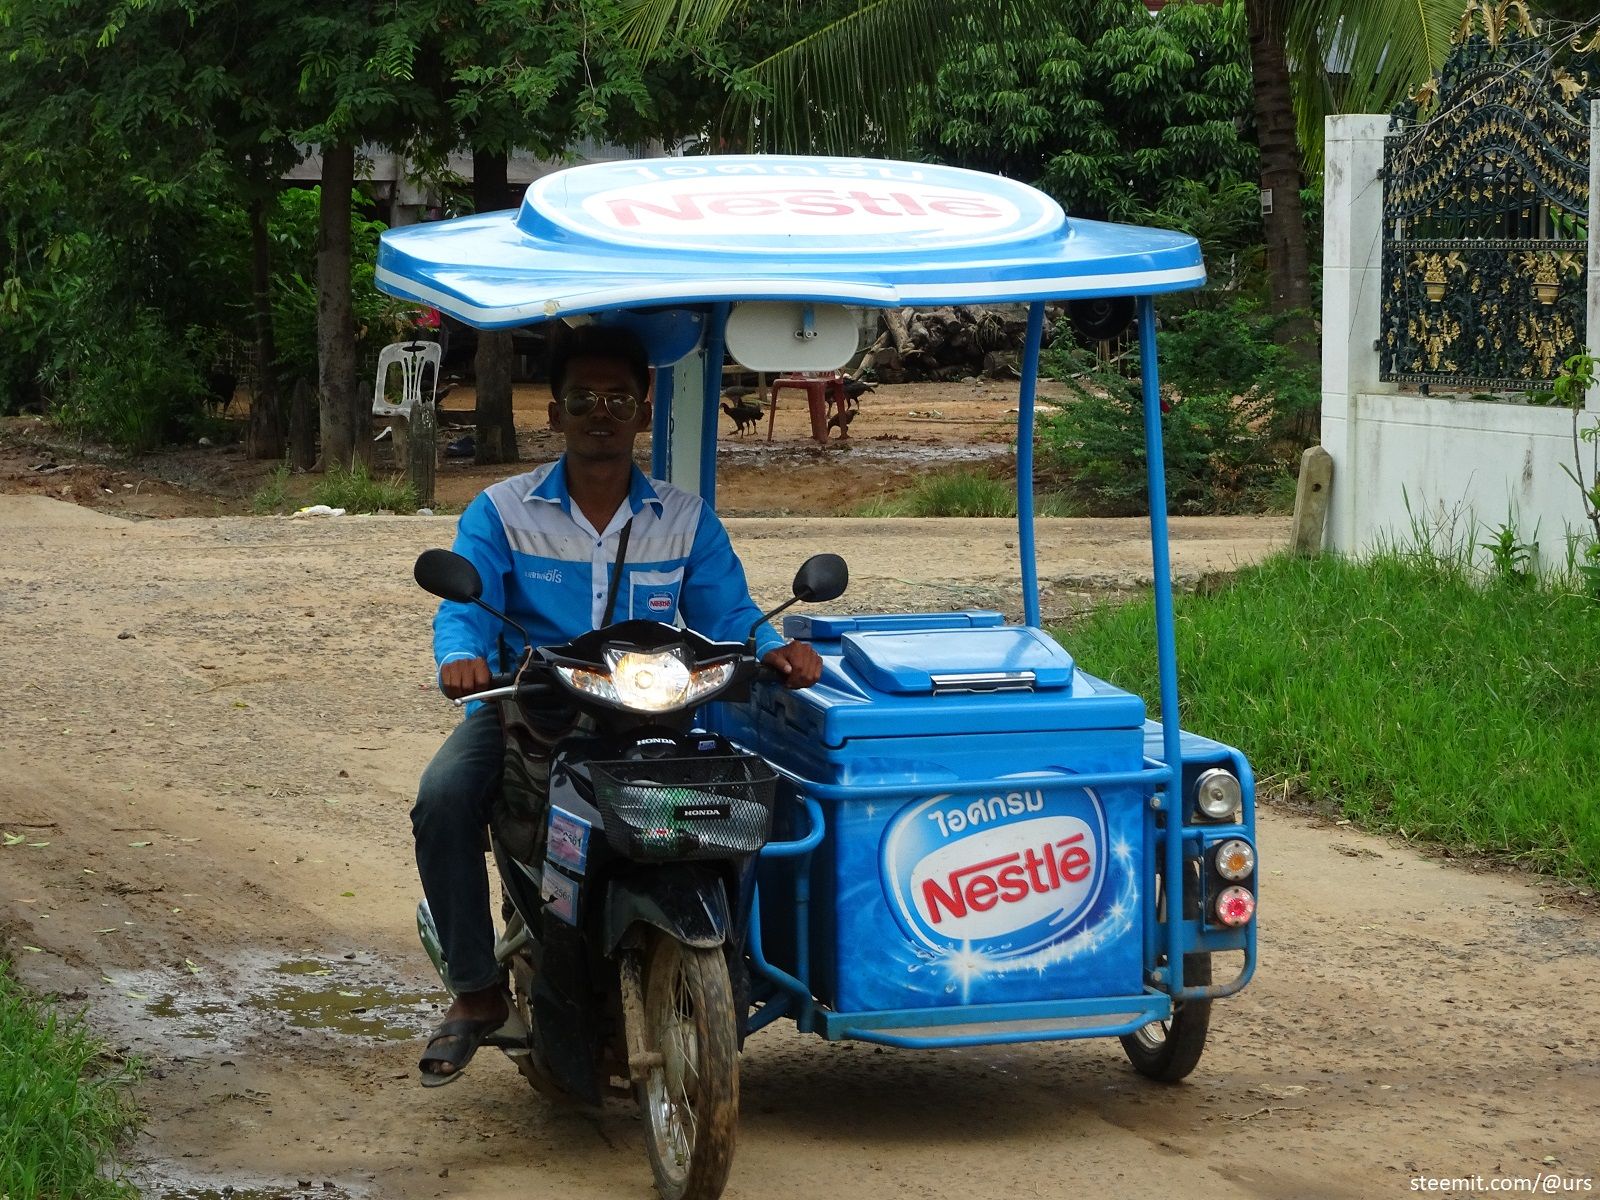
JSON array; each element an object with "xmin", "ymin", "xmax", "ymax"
[{"xmin": 525, "ymin": 456, "xmax": 664, "ymax": 518}]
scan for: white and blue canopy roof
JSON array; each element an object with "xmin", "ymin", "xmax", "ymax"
[{"xmin": 375, "ymin": 155, "xmax": 1205, "ymax": 329}]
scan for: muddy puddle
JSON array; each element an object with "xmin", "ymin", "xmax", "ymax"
[
  {"xmin": 94, "ymin": 949, "xmax": 438, "ymax": 1056},
  {"xmin": 126, "ymin": 1163, "xmax": 360, "ymax": 1200}
]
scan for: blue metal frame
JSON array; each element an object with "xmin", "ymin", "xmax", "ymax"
[
  {"xmin": 818, "ymin": 995, "xmax": 1169, "ymax": 1048},
  {"xmin": 1017, "ymin": 301, "xmax": 1045, "ymax": 627},
  {"xmin": 1138, "ymin": 296, "xmax": 1189, "ymax": 996},
  {"xmin": 699, "ymin": 302, "xmax": 731, "ymax": 505},
  {"xmin": 650, "ymin": 364, "xmax": 673, "ymax": 480}
]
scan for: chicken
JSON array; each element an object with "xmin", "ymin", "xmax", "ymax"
[{"xmin": 720, "ymin": 399, "xmax": 763, "ymax": 435}]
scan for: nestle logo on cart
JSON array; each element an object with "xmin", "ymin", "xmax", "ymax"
[
  {"xmin": 882, "ymin": 790, "xmax": 1108, "ymax": 958},
  {"xmin": 920, "ymin": 834, "xmax": 1093, "ymax": 925}
]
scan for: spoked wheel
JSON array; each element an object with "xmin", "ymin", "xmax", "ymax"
[
  {"xmin": 1119, "ymin": 951, "xmax": 1212, "ymax": 1082},
  {"xmin": 635, "ymin": 932, "xmax": 738, "ymax": 1200}
]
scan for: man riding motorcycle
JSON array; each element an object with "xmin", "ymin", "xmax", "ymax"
[{"xmin": 412, "ymin": 323, "xmax": 823, "ymax": 1085}]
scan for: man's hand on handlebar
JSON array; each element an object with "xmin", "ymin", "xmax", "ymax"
[
  {"xmin": 762, "ymin": 641, "xmax": 823, "ymax": 689},
  {"xmin": 439, "ymin": 656, "xmax": 492, "ymax": 700}
]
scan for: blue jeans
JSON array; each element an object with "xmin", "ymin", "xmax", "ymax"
[{"xmin": 411, "ymin": 707, "xmax": 506, "ymax": 995}]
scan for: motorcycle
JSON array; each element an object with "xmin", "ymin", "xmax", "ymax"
[{"xmin": 411, "ymin": 546, "xmax": 848, "ymax": 1200}]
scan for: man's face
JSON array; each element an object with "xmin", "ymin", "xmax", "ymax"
[{"xmin": 549, "ymin": 354, "xmax": 652, "ymax": 464}]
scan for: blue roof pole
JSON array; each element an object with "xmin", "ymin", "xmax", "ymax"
[
  {"xmin": 1016, "ymin": 301, "xmax": 1046, "ymax": 628},
  {"xmin": 651, "ymin": 362, "xmax": 673, "ymax": 481},
  {"xmin": 1137, "ymin": 296, "xmax": 1185, "ymax": 995},
  {"xmin": 700, "ymin": 303, "xmax": 731, "ymax": 507}
]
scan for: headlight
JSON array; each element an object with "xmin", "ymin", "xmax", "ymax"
[
  {"xmin": 1194, "ymin": 768, "xmax": 1242, "ymax": 821},
  {"xmin": 1213, "ymin": 838, "xmax": 1255, "ymax": 881},
  {"xmin": 554, "ymin": 646, "xmax": 736, "ymax": 713}
]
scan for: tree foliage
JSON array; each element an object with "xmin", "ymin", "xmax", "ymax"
[
  {"xmin": 911, "ymin": 0, "xmax": 1257, "ymax": 223},
  {"xmin": 0, "ymin": 0, "xmax": 684, "ymax": 456}
]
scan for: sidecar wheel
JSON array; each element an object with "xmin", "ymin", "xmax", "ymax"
[
  {"xmin": 637, "ymin": 932, "xmax": 738, "ymax": 1200},
  {"xmin": 1120, "ymin": 952, "xmax": 1211, "ymax": 1082}
]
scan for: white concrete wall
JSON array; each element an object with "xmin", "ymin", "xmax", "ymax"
[
  {"xmin": 1320, "ymin": 113, "xmax": 1599, "ymax": 572},
  {"xmin": 1336, "ymin": 392, "xmax": 1593, "ymax": 570}
]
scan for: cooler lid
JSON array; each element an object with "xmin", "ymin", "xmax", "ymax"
[
  {"xmin": 841, "ymin": 627, "xmax": 1075, "ymax": 694},
  {"xmin": 785, "ymin": 609, "xmax": 1006, "ymax": 640}
]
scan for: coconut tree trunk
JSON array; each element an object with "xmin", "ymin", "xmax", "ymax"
[
  {"xmin": 1246, "ymin": 0, "xmax": 1319, "ymax": 444},
  {"xmin": 245, "ymin": 190, "xmax": 284, "ymax": 460},
  {"xmin": 1245, "ymin": 0, "xmax": 1314, "ymax": 319},
  {"xmin": 472, "ymin": 148, "xmax": 519, "ymax": 465},
  {"xmin": 316, "ymin": 141, "xmax": 364, "ymax": 468}
]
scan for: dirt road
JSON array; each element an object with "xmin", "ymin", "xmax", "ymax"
[{"xmin": 2, "ymin": 496, "xmax": 1597, "ymax": 1200}]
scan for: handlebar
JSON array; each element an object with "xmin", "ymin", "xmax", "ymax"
[{"xmin": 451, "ymin": 664, "xmax": 554, "ymax": 708}]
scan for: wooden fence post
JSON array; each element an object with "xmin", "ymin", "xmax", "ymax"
[{"xmin": 407, "ymin": 401, "xmax": 437, "ymax": 509}]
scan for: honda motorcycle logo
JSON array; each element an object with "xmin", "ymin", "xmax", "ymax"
[{"xmin": 881, "ymin": 789, "xmax": 1107, "ymax": 959}]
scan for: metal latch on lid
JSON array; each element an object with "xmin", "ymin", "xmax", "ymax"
[{"xmin": 929, "ymin": 671, "xmax": 1037, "ymax": 694}]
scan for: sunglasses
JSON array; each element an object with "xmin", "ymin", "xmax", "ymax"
[{"xmin": 561, "ymin": 389, "xmax": 642, "ymax": 421}]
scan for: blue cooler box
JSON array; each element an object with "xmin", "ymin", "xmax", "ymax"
[{"xmin": 714, "ymin": 611, "xmax": 1149, "ymax": 1015}]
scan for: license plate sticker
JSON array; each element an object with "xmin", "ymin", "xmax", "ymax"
[
  {"xmin": 547, "ymin": 805, "xmax": 591, "ymax": 873},
  {"xmin": 541, "ymin": 868, "xmax": 580, "ymax": 925}
]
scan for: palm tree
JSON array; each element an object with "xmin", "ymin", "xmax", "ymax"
[{"xmin": 617, "ymin": 0, "xmax": 1468, "ymax": 319}]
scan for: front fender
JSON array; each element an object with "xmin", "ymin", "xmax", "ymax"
[{"xmin": 604, "ymin": 866, "xmax": 729, "ymax": 953}]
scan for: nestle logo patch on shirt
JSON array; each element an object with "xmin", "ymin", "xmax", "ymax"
[{"xmin": 647, "ymin": 592, "xmax": 674, "ymax": 612}]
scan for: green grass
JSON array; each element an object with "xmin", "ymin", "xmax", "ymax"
[
  {"xmin": 250, "ymin": 463, "xmax": 293, "ymax": 514},
  {"xmin": 0, "ymin": 963, "xmax": 140, "ymax": 1199},
  {"xmin": 855, "ymin": 469, "xmax": 1079, "ymax": 517},
  {"xmin": 1058, "ymin": 553, "xmax": 1600, "ymax": 888},
  {"xmin": 1262, "ymin": 466, "xmax": 1299, "ymax": 515},
  {"xmin": 309, "ymin": 462, "xmax": 418, "ymax": 514}
]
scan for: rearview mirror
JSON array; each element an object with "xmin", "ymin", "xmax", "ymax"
[
  {"xmin": 415, "ymin": 548, "xmax": 483, "ymax": 604},
  {"xmin": 792, "ymin": 553, "xmax": 848, "ymax": 603}
]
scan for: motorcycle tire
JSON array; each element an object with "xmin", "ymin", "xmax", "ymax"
[
  {"xmin": 1118, "ymin": 951, "xmax": 1212, "ymax": 1082},
  {"xmin": 1120, "ymin": 861, "xmax": 1211, "ymax": 1082},
  {"xmin": 635, "ymin": 930, "xmax": 739, "ymax": 1200}
]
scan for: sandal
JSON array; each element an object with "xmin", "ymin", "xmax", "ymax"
[{"xmin": 417, "ymin": 1014, "xmax": 516, "ymax": 1088}]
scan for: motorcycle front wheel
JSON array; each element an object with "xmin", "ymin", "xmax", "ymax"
[{"xmin": 636, "ymin": 931, "xmax": 738, "ymax": 1200}]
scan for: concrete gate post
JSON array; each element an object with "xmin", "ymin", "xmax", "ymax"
[{"xmin": 1320, "ymin": 115, "xmax": 1393, "ymax": 554}]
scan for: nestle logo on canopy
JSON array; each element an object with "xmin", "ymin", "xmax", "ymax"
[
  {"xmin": 592, "ymin": 182, "xmax": 1007, "ymax": 231},
  {"xmin": 569, "ymin": 177, "xmax": 1029, "ymax": 248}
]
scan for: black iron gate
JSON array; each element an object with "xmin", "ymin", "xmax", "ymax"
[{"xmin": 1380, "ymin": 2, "xmax": 1596, "ymax": 392}]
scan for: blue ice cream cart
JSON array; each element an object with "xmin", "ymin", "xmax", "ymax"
[{"xmin": 380, "ymin": 152, "xmax": 1257, "ymax": 1182}]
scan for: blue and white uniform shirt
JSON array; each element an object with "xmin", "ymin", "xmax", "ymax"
[{"xmin": 434, "ymin": 458, "xmax": 785, "ymax": 680}]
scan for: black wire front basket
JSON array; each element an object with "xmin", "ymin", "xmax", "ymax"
[{"xmin": 588, "ymin": 754, "xmax": 778, "ymax": 861}]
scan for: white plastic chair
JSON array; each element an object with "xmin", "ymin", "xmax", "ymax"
[{"xmin": 373, "ymin": 340, "xmax": 442, "ymax": 419}]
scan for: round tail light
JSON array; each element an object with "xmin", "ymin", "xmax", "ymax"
[
  {"xmin": 1214, "ymin": 885, "xmax": 1256, "ymax": 927},
  {"xmin": 1214, "ymin": 838, "xmax": 1256, "ymax": 881}
]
